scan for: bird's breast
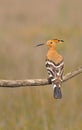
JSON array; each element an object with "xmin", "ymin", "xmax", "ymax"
[{"xmin": 46, "ymin": 50, "xmax": 63, "ymax": 65}]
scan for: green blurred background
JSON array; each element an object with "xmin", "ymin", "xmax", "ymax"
[{"xmin": 0, "ymin": 0, "xmax": 82, "ymax": 130}]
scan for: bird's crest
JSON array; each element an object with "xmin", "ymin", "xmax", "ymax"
[{"xmin": 47, "ymin": 39, "xmax": 64, "ymax": 44}]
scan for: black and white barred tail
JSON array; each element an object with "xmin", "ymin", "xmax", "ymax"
[{"xmin": 45, "ymin": 59, "xmax": 64, "ymax": 99}]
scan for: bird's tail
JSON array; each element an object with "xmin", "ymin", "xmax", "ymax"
[{"xmin": 53, "ymin": 84, "xmax": 62, "ymax": 99}]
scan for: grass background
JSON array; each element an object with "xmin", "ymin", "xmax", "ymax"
[{"xmin": 0, "ymin": 0, "xmax": 82, "ymax": 129}]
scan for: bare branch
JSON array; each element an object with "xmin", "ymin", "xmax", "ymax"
[{"xmin": 0, "ymin": 67, "xmax": 82, "ymax": 87}]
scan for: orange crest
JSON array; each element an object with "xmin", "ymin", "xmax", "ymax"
[{"xmin": 46, "ymin": 39, "xmax": 64, "ymax": 48}]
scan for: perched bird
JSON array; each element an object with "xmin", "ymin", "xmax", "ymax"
[{"xmin": 36, "ymin": 39, "xmax": 64, "ymax": 99}]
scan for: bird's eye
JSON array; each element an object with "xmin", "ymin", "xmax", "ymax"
[{"xmin": 50, "ymin": 42, "xmax": 53, "ymax": 44}]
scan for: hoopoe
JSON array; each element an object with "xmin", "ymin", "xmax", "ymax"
[{"xmin": 36, "ymin": 39, "xmax": 64, "ymax": 99}]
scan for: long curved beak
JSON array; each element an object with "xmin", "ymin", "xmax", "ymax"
[
  {"xmin": 59, "ymin": 40, "xmax": 64, "ymax": 43},
  {"xmin": 36, "ymin": 43, "xmax": 45, "ymax": 47}
]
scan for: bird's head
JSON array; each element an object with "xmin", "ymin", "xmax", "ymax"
[
  {"xmin": 46, "ymin": 39, "xmax": 64, "ymax": 48},
  {"xmin": 36, "ymin": 39, "xmax": 64, "ymax": 48}
]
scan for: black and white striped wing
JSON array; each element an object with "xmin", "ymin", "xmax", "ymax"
[{"xmin": 45, "ymin": 59, "xmax": 64, "ymax": 83}]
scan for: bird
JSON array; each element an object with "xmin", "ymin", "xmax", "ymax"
[{"xmin": 36, "ymin": 39, "xmax": 64, "ymax": 99}]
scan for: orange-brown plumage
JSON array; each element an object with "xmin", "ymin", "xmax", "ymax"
[
  {"xmin": 46, "ymin": 48, "xmax": 63, "ymax": 64},
  {"xmin": 46, "ymin": 39, "xmax": 63, "ymax": 64}
]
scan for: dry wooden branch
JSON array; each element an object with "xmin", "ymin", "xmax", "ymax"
[{"xmin": 0, "ymin": 67, "xmax": 82, "ymax": 87}]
